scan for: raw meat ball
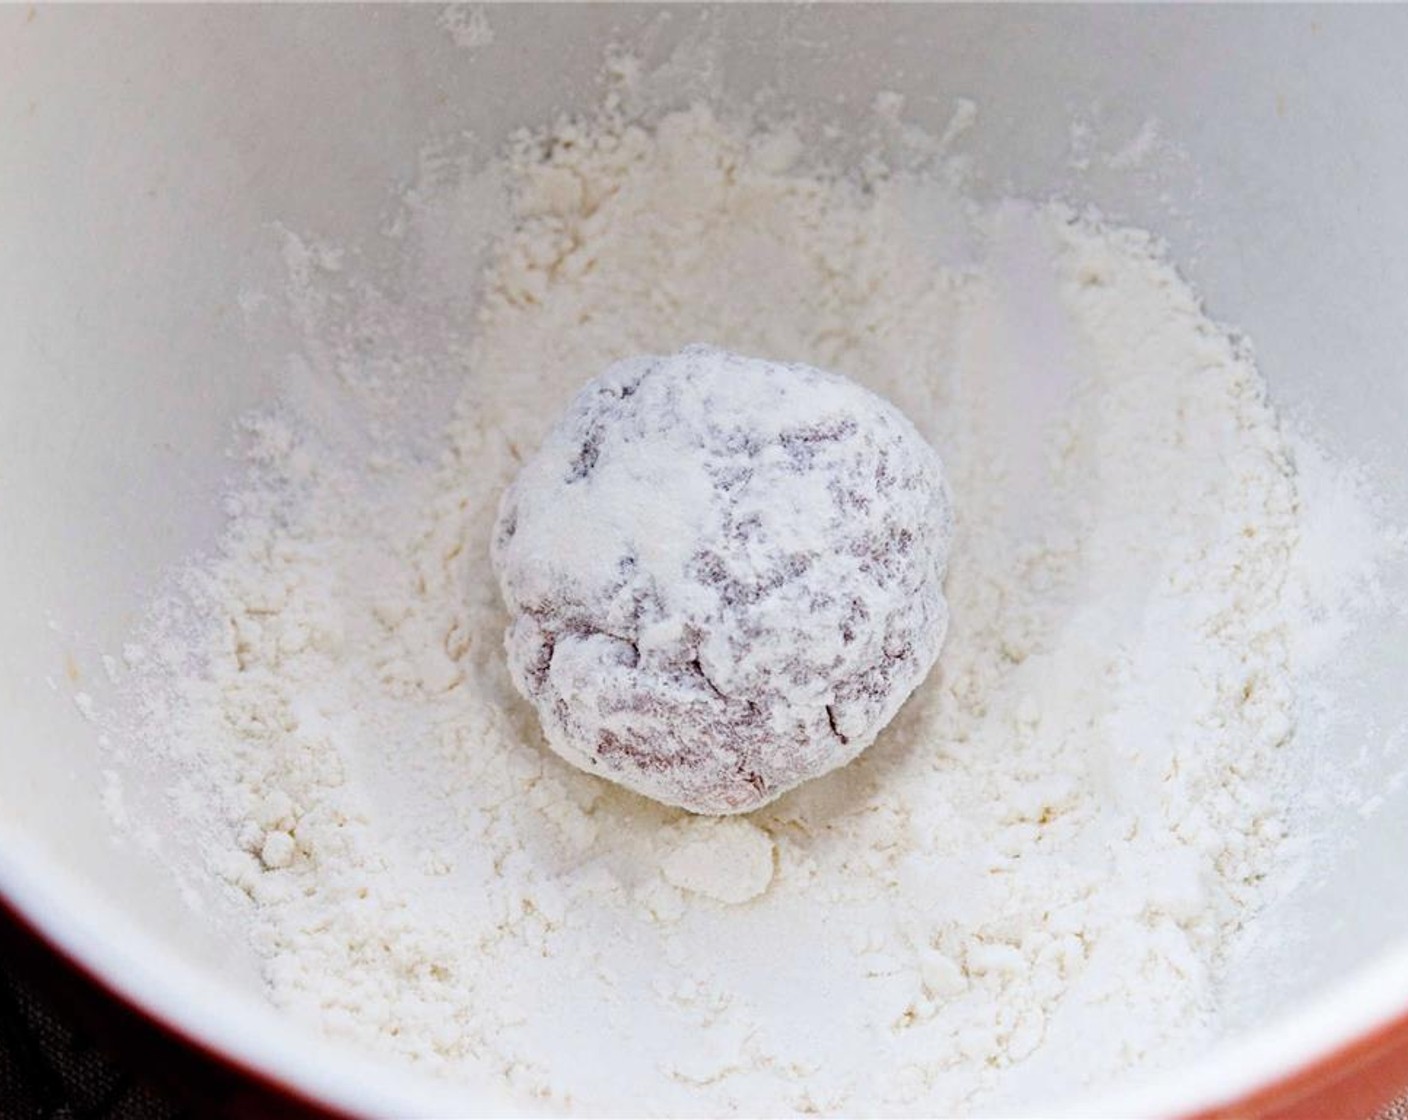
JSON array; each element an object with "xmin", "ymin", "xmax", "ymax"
[{"xmin": 491, "ymin": 345, "xmax": 952, "ymax": 814}]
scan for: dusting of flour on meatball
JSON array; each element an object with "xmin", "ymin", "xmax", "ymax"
[{"xmin": 491, "ymin": 345, "xmax": 952, "ymax": 814}]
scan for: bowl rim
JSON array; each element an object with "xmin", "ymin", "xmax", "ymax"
[{"xmin": 3, "ymin": 824, "xmax": 1407, "ymax": 1119}]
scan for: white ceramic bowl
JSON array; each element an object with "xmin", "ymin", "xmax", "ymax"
[{"xmin": 4, "ymin": 7, "xmax": 1408, "ymax": 1116}]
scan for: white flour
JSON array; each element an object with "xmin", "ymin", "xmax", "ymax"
[{"xmin": 118, "ymin": 100, "xmax": 1328, "ymax": 1113}]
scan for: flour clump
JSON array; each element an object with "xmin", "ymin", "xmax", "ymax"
[{"xmin": 492, "ymin": 345, "xmax": 953, "ymax": 814}]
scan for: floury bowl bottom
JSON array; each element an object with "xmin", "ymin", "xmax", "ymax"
[{"xmin": 3, "ymin": 6, "xmax": 1408, "ymax": 1117}]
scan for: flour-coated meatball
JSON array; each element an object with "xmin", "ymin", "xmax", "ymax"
[{"xmin": 491, "ymin": 345, "xmax": 952, "ymax": 814}]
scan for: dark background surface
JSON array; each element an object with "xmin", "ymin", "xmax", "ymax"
[
  {"xmin": 0, "ymin": 958, "xmax": 182, "ymax": 1120},
  {"xmin": 0, "ymin": 889, "xmax": 334, "ymax": 1120}
]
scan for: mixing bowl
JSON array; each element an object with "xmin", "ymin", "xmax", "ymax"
[{"xmin": 3, "ymin": 6, "xmax": 1408, "ymax": 1116}]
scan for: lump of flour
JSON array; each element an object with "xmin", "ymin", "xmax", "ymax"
[{"xmin": 491, "ymin": 345, "xmax": 953, "ymax": 814}]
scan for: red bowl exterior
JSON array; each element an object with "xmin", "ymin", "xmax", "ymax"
[{"xmin": 1191, "ymin": 1010, "xmax": 1408, "ymax": 1120}]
